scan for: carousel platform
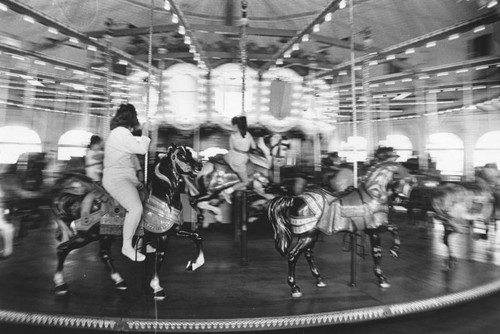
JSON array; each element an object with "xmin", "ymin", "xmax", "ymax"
[{"xmin": 1, "ymin": 212, "xmax": 500, "ymax": 333}]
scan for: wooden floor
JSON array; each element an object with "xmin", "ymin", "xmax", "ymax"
[{"xmin": 1, "ymin": 211, "xmax": 500, "ymax": 332}]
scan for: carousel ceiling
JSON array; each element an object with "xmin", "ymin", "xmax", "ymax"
[{"xmin": 0, "ymin": 0, "xmax": 499, "ymax": 125}]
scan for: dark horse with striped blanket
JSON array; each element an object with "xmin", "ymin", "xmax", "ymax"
[
  {"xmin": 267, "ymin": 161, "xmax": 412, "ymax": 297},
  {"xmin": 52, "ymin": 144, "xmax": 204, "ymax": 300}
]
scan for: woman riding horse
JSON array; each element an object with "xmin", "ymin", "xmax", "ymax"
[
  {"xmin": 52, "ymin": 143, "xmax": 204, "ymax": 300},
  {"xmin": 267, "ymin": 161, "xmax": 412, "ymax": 297}
]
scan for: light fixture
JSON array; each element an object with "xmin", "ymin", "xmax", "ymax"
[
  {"xmin": 474, "ymin": 25, "xmax": 485, "ymax": 33},
  {"xmin": 172, "ymin": 14, "xmax": 179, "ymax": 24},
  {"xmin": 339, "ymin": 70, "xmax": 347, "ymax": 76},
  {"xmin": 54, "ymin": 66, "xmax": 66, "ymax": 71},
  {"xmin": 302, "ymin": 34, "xmax": 309, "ymax": 42},
  {"xmin": 325, "ymin": 12, "xmax": 332, "ymax": 22},
  {"xmin": 164, "ymin": 0, "xmax": 171, "ymax": 11},
  {"xmin": 386, "ymin": 54, "xmax": 396, "ymax": 60},
  {"xmin": 448, "ymin": 34, "xmax": 460, "ymax": 40},
  {"xmin": 339, "ymin": 0, "xmax": 347, "ymax": 9},
  {"xmin": 368, "ymin": 60, "xmax": 378, "ymax": 66},
  {"xmin": 88, "ymin": 45, "xmax": 97, "ymax": 51},
  {"xmin": 69, "ymin": 37, "xmax": 79, "ymax": 44},
  {"xmin": 292, "ymin": 43, "xmax": 300, "ymax": 51},
  {"xmin": 34, "ymin": 60, "xmax": 46, "ymax": 66},
  {"xmin": 189, "ymin": 45, "xmax": 196, "ymax": 53},
  {"xmin": 184, "ymin": 36, "xmax": 191, "ymax": 45},
  {"xmin": 456, "ymin": 68, "xmax": 469, "ymax": 74},
  {"xmin": 426, "ymin": 41, "xmax": 436, "ymax": 48},
  {"xmin": 178, "ymin": 25, "xmax": 186, "ymax": 35},
  {"xmin": 313, "ymin": 24, "xmax": 320, "ymax": 32},
  {"xmin": 487, "ymin": 0, "xmax": 498, "ymax": 8},
  {"xmin": 276, "ymin": 58, "xmax": 283, "ymax": 65},
  {"xmin": 437, "ymin": 72, "xmax": 449, "ymax": 77},
  {"xmin": 405, "ymin": 48, "xmax": 415, "ymax": 54},
  {"xmin": 402, "ymin": 78, "xmax": 412, "ymax": 82},
  {"xmin": 0, "ymin": 3, "xmax": 8, "ymax": 11},
  {"xmin": 118, "ymin": 59, "xmax": 128, "ymax": 65},
  {"xmin": 48, "ymin": 27, "xmax": 58, "ymax": 35},
  {"xmin": 284, "ymin": 51, "xmax": 291, "ymax": 58},
  {"xmin": 476, "ymin": 65, "xmax": 489, "ymax": 70},
  {"xmin": 23, "ymin": 16, "xmax": 35, "ymax": 24}
]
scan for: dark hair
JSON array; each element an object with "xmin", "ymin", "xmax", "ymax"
[
  {"xmin": 231, "ymin": 116, "xmax": 247, "ymax": 137},
  {"xmin": 110, "ymin": 104, "xmax": 139, "ymax": 130},
  {"xmin": 89, "ymin": 135, "xmax": 102, "ymax": 148}
]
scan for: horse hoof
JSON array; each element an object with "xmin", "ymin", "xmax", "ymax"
[
  {"xmin": 115, "ymin": 281, "xmax": 128, "ymax": 291},
  {"xmin": 379, "ymin": 281, "xmax": 391, "ymax": 288},
  {"xmin": 291, "ymin": 291, "xmax": 302, "ymax": 298},
  {"xmin": 55, "ymin": 283, "xmax": 69, "ymax": 295},
  {"xmin": 153, "ymin": 289, "xmax": 166, "ymax": 301},
  {"xmin": 316, "ymin": 282, "xmax": 327, "ymax": 288}
]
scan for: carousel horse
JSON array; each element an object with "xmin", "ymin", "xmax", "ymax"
[
  {"xmin": 267, "ymin": 161, "xmax": 412, "ymax": 297},
  {"xmin": 431, "ymin": 167, "xmax": 500, "ymax": 270},
  {"xmin": 51, "ymin": 144, "xmax": 204, "ymax": 300},
  {"xmin": 0, "ymin": 185, "xmax": 14, "ymax": 258},
  {"xmin": 187, "ymin": 135, "xmax": 281, "ymax": 225}
]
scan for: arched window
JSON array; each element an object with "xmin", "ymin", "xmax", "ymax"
[
  {"xmin": 58, "ymin": 130, "xmax": 93, "ymax": 161},
  {"xmin": 426, "ymin": 132, "xmax": 464, "ymax": 175},
  {"xmin": 163, "ymin": 63, "xmax": 202, "ymax": 116},
  {"xmin": 212, "ymin": 64, "xmax": 257, "ymax": 117},
  {"xmin": 379, "ymin": 134, "xmax": 413, "ymax": 162},
  {"xmin": 0, "ymin": 126, "xmax": 42, "ymax": 163},
  {"xmin": 339, "ymin": 136, "xmax": 368, "ymax": 163},
  {"xmin": 474, "ymin": 131, "xmax": 500, "ymax": 167}
]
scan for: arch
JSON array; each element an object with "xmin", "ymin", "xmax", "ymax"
[
  {"xmin": 474, "ymin": 130, "xmax": 500, "ymax": 167},
  {"xmin": 212, "ymin": 63, "xmax": 258, "ymax": 117},
  {"xmin": 163, "ymin": 63, "xmax": 203, "ymax": 116},
  {"xmin": 57, "ymin": 129, "xmax": 94, "ymax": 161},
  {"xmin": 426, "ymin": 132, "xmax": 464, "ymax": 175},
  {"xmin": 339, "ymin": 136, "xmax": 368, "ymax": 163},
  {"xmin": 379, "ymin": 134, "xmax": 413, "ymax": 162},
  {"xmin": 0, "ymin": 126, "xmax": 42, "ymax": 164}
]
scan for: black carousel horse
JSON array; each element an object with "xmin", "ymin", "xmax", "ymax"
[
  {"xmin": 267, "ymin": 161, "xmax": 413, "ymax": 297},
  {"xmin": 51, "ymin": 144, "xmax": 204, "ymax": 300}
]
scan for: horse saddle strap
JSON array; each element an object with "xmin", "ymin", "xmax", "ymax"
[{"xmin": 73, "ymin": 210, "xmax": 107, "ymax": 232}]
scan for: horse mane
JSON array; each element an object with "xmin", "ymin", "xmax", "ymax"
[{"xmin": 151, "ymin": 146, "xmax": 180, "ymax": 207}]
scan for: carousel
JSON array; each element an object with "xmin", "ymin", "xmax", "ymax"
[{"xmin": 1, "ymin": 0, "xmax": 500, "ymax": 333}]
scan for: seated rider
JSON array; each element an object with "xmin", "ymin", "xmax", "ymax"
[
  {"xmin": 85, "ymin": 135, "xmax": 104, "ymax": 183},
  {"xmin": 221, "ymin": 116, "xmax": 256, "ymax": 203},
  {"xmin": 102, "ymin": 104, "xmax": 151, "ymax": 262}
]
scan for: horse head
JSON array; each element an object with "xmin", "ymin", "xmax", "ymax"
[
  {"xmin": 166, "ymin": 144, "xmax": 201, "ymax": 178},
  {"xmin": 363, "ymin": 161, "xmax": 413, "ymax": 203}
]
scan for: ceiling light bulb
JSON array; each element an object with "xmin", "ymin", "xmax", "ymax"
[
  {"xmin": 276, "ymin": 58, "xmax": 283, "ymax": 65},
  {"xmin": 302, "ymin": 34, "xmax": 309, "ymax": 42},
  {"xmin": 487, "ymin": 0, "xmax": 498, "ymax": 8},
  {"xmin": 164, "ymin": 1, "xmax": 171, "ymax": 11},
  {"xmin": 69, "ymin": 37, "xmax": 79, "ymax": 44},
  {"xmin": 325, "ymin": 13, "xmax": 332, "ymax": 22},
  {"xmin": 292, "ymin": 43, "xmax": 299, "ymax": 51},
  {"xmin": 23, "ymin": 16, "xmax": 35, "ymax": 24},
  {"xmin": 0, "ymin": 4, "xmax": 8, "ymax": 11},
  {"xmin": 339, "ymin": 0, "xmax": 347, "ymax": 9},
  {"xmin": 426, "ymin": 41, "xmax": 436, "ymax": 48},
  {"xmin": 405, "ymin": 48, "xmax": 415, "ymax": 54},
  {"xmin": 474, "ymin": 25, "xmax": 485, "ymax": 33},
  {"xmin": 313, "ymin": 24, "xmax": 320, "ymax": 32},
  {"xmin": 172, "ymin": 14, "xmax": 179, "ymax": 24},
  {"xmin": 178, "ymin": 26, "xmax": 185, "ymax": 35},
  {"xmin": 48, "ymin": 27, "xmax": 58, "ymax": 34},
  {"xmin": 448, "ymin": 33, "xmax": 460, "ymax": 40}
]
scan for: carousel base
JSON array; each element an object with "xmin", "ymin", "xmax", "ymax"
[{"xmin": 1, "ymin": 213, "xmax": 500, "ymax": 333}]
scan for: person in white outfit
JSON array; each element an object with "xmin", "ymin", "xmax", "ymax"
[
  {"xmin": 102, "ymin": 104, "xmax": 151, "ymax": 262},
  {"xmin": 85, "ymin": 135, "xmax": 104, "ymax": 182},
  {"xmin": 222, "ymin": 116, "xmax": 256, "ymax": 203}
]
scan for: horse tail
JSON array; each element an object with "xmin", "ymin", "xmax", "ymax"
[{"xmin": 267, "ymin": 195, "xmax": 294, "ymax": 256}]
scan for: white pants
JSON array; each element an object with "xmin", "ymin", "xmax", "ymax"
[{"xmin": 103, "ymin": 171, "xmax": 142, "ymax": 249}]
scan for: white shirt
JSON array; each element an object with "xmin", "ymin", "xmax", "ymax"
[{"xmin": 103, "ymin": 127, "xmax": 150, "ymax": 181}]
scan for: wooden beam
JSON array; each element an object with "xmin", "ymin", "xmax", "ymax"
[{"xmin": 0, "ymin": 0, "xmax": 154, "ymax": 73}]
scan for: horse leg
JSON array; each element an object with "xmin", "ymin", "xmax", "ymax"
[
  {"xmin": 149, "ymin": 233, "xmax": 168, "ymax": 301},
  {"xmin": 99, "ymin": 235, "xmax": 127, "ymax": 291},
  {"xmin": 443, "ymin": 228, "xmax": 457, "ymax": 270},
  {"xmin": 387, "ymin": 223, "xmax": 400, "ymax": 258},
  {"xmin": 54, "ymin": 233, "xmax": 97, "ymax": 295},
  {"xmin": 367, "ymin": 229, "xmax": 390, "ymax": 288},
  {"xmin": 303, "ymin": 231, "xmax": 326, "ymax": 288},
  {"xmin": 174, "ymin": 229, "xmax": 205, "ymax": 271},
  {"xmin": 287, "ymin": 235, "xmax": 309, "ymax": 298}
]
